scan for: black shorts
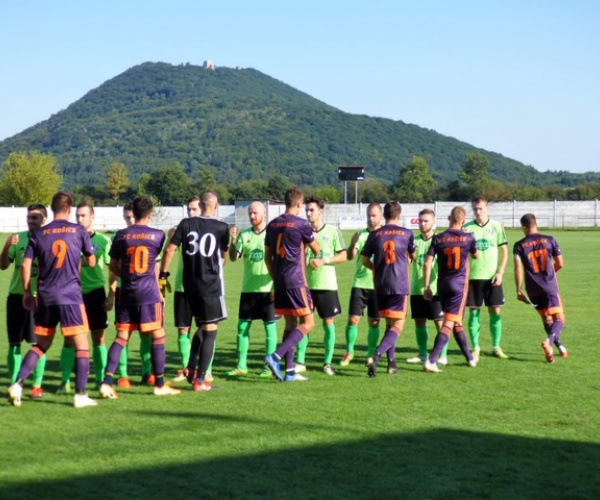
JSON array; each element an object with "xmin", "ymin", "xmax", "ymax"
[
  {"xmin": 311, "ymin": 290, "xmax": 342, "ymax": 319},
  {"xmin": 238, "ymin": 292, "xmax": 278, "ymax": 322},
  {"xmin": 174, "ymin": 291, "xmax": 193, "ymax": 329},
  {"xmin": 190, "ymin": 294, "xmax": 227, "ymax": 326},
  {"xmin": 83, "ymin": 287, "xmax": 109, "ymax": 331},
  {"xmin": 467, "ymin": 280, "xmax": 505, "ymax": 308},
  {"xmin": 410, "ymin": 295, "xmax": 443, "ymax": 321},
  {"xmin": 6, "ymin": 294, "xmax": 35, "ymax": 344},
  {"xmin": 348, "ymin": 287, "xmax": 379, "ymax": 318}
]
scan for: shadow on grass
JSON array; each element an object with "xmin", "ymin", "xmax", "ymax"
[{"xmin": 1, "ymin": 429, "xmax": 597, "ymax": 500}]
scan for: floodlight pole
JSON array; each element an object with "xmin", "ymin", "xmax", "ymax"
[{"xmin": 344, "ymin": 181, "xmax": 348, "ymax": 204}]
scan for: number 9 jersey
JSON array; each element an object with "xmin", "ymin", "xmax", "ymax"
[{"xmin": 169, "ymin": 216, "xmax": 230, "ymax": 298}]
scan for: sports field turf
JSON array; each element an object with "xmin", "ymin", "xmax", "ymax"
[{"xmin": 1, "ymin": 229, "xmax": 599, "ymax": 499}]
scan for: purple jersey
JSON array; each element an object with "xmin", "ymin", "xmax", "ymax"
[
  {"xmin": 513, "ymin": 233, "xmax": 561, "ymax": 298},
  {"xmin": 25, "ymin": 220, "xmax": 94, "ymax": 306},
  {"xmin": 109, "ymin": 225, "xmax": 165, "ymax": 306},
  {"xmin": 265, "ymin": 213, "xmax": 314, "ymax": 290},
  {"xmin": 361, "ymin": 224, "xmax": 415, "ymax": 295}
]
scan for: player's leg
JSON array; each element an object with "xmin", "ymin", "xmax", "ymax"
[
  {"xmin": 367, "ymin": 295, "xmax": 406, "ymax": 377},
  {"xmin": 487, "ymin": 281, "xmax": 507, "ymax": 358},
  {"xmin": 320, "ymin": 291, "xmax": 341, "ymax": 375},
  {"xmin": 408, "ymin": 316, "xmax": 428, "ymax": 364},
  {"xmin": 6, "ymin": 294, "xmax": 26, "ymax": 384},
  {"xmin": 58, "ymin": 336, "xmax": 75, "ymax": 393},
  {"xmin": 139, "ymin": 332, "xmax": 154, "ymax": 384},
  {"xmin": 173, "ymin": 291, "xmax": 192, "ymax": 380},
  {"xmin": 342, "ymin": 315, "xmax": 359, "ymax": 366},
  {"xmin": 453, "ymin": 323, "xmax": 476, "ymax": 365},
  {"xmin": 424, "ymin": 321, "xmax": 452, "ymax": 373},
  {"xmin": 91, "ymin": 329, "xmax": 107, "ymax": 387},
  {"xmin": 226, "ymin": 300, "xmax": 252, "ymax": 375},
  {"xmin": 467, "ymin": 280, "xmax": 483, "ymax": 360},
  {"xmin": 101, "ymin": 303, "xmax": 135, "ymax": 397},
  {"xmin": 436, "ymin": 319, "xmax": 450, "ymax": 365},
  {"xmin": 366, "ymin": 292, "xmax": 381, "ymax": 357}
]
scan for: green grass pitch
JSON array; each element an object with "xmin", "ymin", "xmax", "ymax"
[{"xmin": 1, "ymin": 229, "xmax": 599, "ymax": 499}]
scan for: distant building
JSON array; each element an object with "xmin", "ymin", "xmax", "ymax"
[{"xmin": 203, "ymin": 60, "xmax": 216, "ymax": 71}]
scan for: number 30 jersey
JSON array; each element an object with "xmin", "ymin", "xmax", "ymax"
[
  {"xmin": 170, "ymin": 216, "xmax": 230, "ymax": 298},
  {"xmin": 110, "ymin": 225, "xmax": 165, "ymax": 306},
  {"xmin": 25, "ymin": 220, "xmax": 94, "ymax": 306}
]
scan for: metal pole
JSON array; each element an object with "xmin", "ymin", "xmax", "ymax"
[{"xmin": 344, "ymin": 181, "xmax": 348, "ymax": 204}]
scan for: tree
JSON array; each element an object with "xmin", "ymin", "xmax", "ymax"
[
  {"xmin": 394, "ymin": 156, "xmax": 436, "ymax": 202},
  {"xmin": 459, "ymin": 152, "xmax": 491, "ymax": 197},
  {"xmin": 105, "ymin": 162, "xmax": 130, "ymax": 203},
  {"xmin": 145, "ymin": 163, "xmax": 194, "ymax": 205},
  {"xmin": 0, "ymin": 151, "xmax": 62, "ymax": 206},
  {"xmin": 197, "ymin": 166, "xmax": 217, "ymax": 191}
]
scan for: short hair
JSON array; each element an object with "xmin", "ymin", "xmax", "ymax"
[
  {"xmin": 383, "ymin": 201, "xmax": 402, "ymax": 220},
  {"xmin": 305, "ymin": 195, "xmax": 325, "ymax": 210},
  {"xmin": 284, "ymin": 187, "xmax": 304, "ymax": 209},
  {"xmin": 450, "ymin": 206, "xmax": 467, "ymax": 224},
  {"xmin": 187, "ymin": 195, "xmax": 200, "ymax": 205},
  {"xmin": 123, "ymin": 201, "xmax": 134, "ymax": 212},
  {"xmin": 200, "ymin": 190, "xmax": 218, "ymax": 209},
  {"xmin": 76, "ymin": 202, "xmax": 94, "ymax": 215},
  {"xmin": 418, "ymin": 208, "xmax": 435, "ymax": 218},
  {"xmin": 51, "ymin": 192, "xmax": 73, "ymax": 214},
  {"xmin": 472, "ymin": 195, "xmax": 488, "ymax": 205},
  {"xmin": 132, "ymin": 197, "xmax": 153, "ymax": 220},
  {"xmin": 367, "ymin": 202, "xmax": 382, "ymax": 213},
  {"xmin": 520, "ymin": 213, "xmax": 537, "ymax": 228},
  {"xmin": 27, "ymin": 203, "xmax": 47, "ymax": 218}
]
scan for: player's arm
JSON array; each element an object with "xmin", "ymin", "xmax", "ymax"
[
  {"xmin": 160, "ymin": 243, "xmax": 178, "ymax": 275},
  {"xmin": 346, "ymin": 232, "xmax": 360, "ymax": 260},
  {"xmin": 554, "ymin": 254, "xmax": 564, "ymax": 273},
  {"xmin": 361, "ymin": 254, "xmax": 373, "ymax": 271},
  {"xmin": 492, "ymin": 243, "xmax": 508, "ymax": 286},
  {"xmin": 228, "ymin": 226, "xmax": 240, "ymax": 262},
  {"xmin": 105, "ymin": 270, "xmax": 118, "ymax": 311},
  {"xmin": 20, "ymin": 256, "xmax": 35, "ymax": 310},
  {"xmin": 264, "ymin": 245, "xmax": 274, "ymax": 279},
  {"xmin": 0, "ymin": 234, "xmax": 18, "ymax": 270},
  {"xmin": 423, "ymin": 254, "xmax": 434, "ymax": 301},
  {"xmin": 513, "ymin": 255, "xmax": 527, "ymax": 302},
  {"xmin": 307, "ymin": 240, "xmax": 320, "ymax": 258}
]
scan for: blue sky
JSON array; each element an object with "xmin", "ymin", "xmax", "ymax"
[{"xmin": 1, "ymin": 0, "xmax": 598, "ymax": 173}]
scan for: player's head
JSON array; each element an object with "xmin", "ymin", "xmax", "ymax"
[
  {"xmin": 418, "ymin": 208, "xmax": 436, "ymax": 235},
  {"xmin": 123, "ymin": 201, "xmax": 135, "ymax": 227},
  {"xmin": 366, "ymin": 203, "xmax": 383, "ymax": 230},
  {"xmin": 471, "ymin": 195, "xmax": 489, "ymax": 222},
  {"xmin": 284, "ymin": 187, "xmax": 304, "ymax": 209},
  {"xmin": 520, "ymin": 213, "xmax": 538, "ymax": 234},
  {"xmin": 26, "ymin": 203, "xmax": 47, "ymax": 231},
  {"xmin": 76, "ymin": 203, "xmax": 95, "ymax": 231},
  {"xmin": 305, "ymin": 196, "xmax": 325, "ymax": 225},
  {"xmin": 50, "ymin": 192, "xmax": 73, "ymax": 216},
  {"xmin": 248, "ymin": 201, "xmax": 266, "ymax": 227},
  {"xmin": 449, "ymin": 206, "xmax": 467, "ymax": 226},
  {"xmin": 187, "ymin": 195, "xmax": 201, "ymax": 218},
  {"xmin": 383, "ymin": 201, "xmax": 402, "ymax": 222},
  {"xmin": 132, "ymin": 197, "xmax": 153, "ymax": 222},
  {"xmin": 200, "ymin": 190, "xmax": 219, "ymax": 217}
]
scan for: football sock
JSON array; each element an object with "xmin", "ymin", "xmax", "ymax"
[
  {"xmin": 416, "ymin": 326, "xmax": 429, "ymax": 358},
  {"xmin": 345, "ymin": 324, "xmax": 358, "ymax": 355},
  {"xmin": 264, "ymin": 321, "xmax": 278, "ymax": 356},
  {"xmin": 324, "ymin": 323, "xmax": 336, "ymax": 365},
  {"xmin": 139, "ymin": 333, "xmax": 153, "ymax": 377},
  {"xmin": 104, "ymin": 337, "xmax": 128, "ymax": 385},
  {"xmin": 177, "ymin": 332, "xmax": 191, "ymax": 369},
  {"xmin": 296, "ymin": 334, "xmax": 309, "ymax": 365},
  {"xmin": 198, "ymin": 330, "xmax": 217, "ymax": 380},
  {"xmin": 276, "ymin": 326, "xmax": 305, "ymax": 361},
  {"xmin": 208, "ymin": 337, "xmax": 216, "ymax": 373},
  {"xmin": 32, "ymin": 354, "xmax": 46, "ymax": 388},
  {"xmin": 281, "ymin": 330, "xmax": 295, "ymax": 372},
  {"xmin": 7, "ymin": 345, "xmax": 21, "ymax": 383},
  {"xmin": 187, "ymin": 330, "xmax": 202, "ymax": 374},
  {"xmin": 236, "ymin": 319, "xmax": 252, "ymax": 370},
  {"xmin": 367, "ymin": 325, "xmax": 380, "ymax": 357},
  {"xmin": 74, "ymin": 350, "xmax": 90, "ymax": 394},
  {"xmin": 16, "ymin": 345, "xmax": 45, "ymax": 384},
  {"xmin": 60, "ymin": 346, "xmax": 75, "ymax": 384},
  {"xmin": 453, "ymin": 326, "xmax": 473, "ymax": 361},
  {"xmin": 468, "ymin": 309, "xmax": 481, "ymax": 348},
  {"xmin": 490, "ymin": 312, "xmax": 502, "ymax": 347},
  {"xmin": 151, "ymin": 336, "xmax": 166, "ymax": 388},
  {"xmin": 118, "ymin": 344, "xmax": 129, "ymax": 378},
  {"xmin": 429, "ymin": 326, "xmax": 451, "ymax": 362},
  {"xmin": 376, "ymin": 326, "xmax": 400, "ymax": 357},
  {"xmin": 92, "ymin": 345, "xmax": 107, "ymax": 384}
]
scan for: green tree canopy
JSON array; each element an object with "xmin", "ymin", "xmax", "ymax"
[
  {"xmin": 459, "ymin": 152, "xmax": 491, "ymax": 197},
  {"xmin": 145, "ymin": 163, "xmax": 194, "ymax": 205},
  {"xmin": 0, "ymin": 151, "xmax": 62, "ymax": 206},
  {"xmin": 394, "ymin": 155, "xmax": 437, "ymax": 202},
  {"xmin": 105, "ymin": 162, "xmax": 130, "ymax": 203}
]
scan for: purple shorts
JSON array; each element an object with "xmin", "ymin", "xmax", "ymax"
[
  {"xmin": 274, "ymin": 287, "xmax": 313, "ymax": 317},
  {"xmin": 531, "ymin": 293, "xmax": 564, "ymax": 318},
  {"xmin": 438, "ymin": 277, "xmax": 469, "ymax": 325},
  {"xmin": 34, "ymin": 302, "xmax": 89, "ymax": 337},
  {"xmin": 377, "ymin": 294, "xmax": 408, "ymax": 319},
  {"xmin": 116, "ymin": 301, "xmax": 164, "ymax": 332}
]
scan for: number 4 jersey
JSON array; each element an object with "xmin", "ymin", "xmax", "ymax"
[
  {"xmin": 169, "ymin": 216, "xmax": 230, "ymax": 298},
  {"xmin": 110, "ymin": 224, "xmax": 165, "ymax": 306}
]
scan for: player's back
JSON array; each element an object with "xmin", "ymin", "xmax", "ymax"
[
  {"xmin": 514, "ymin": 233, "xmax": 561, "ymax": 296},
  {"xmin": 110, "ymin": 224, "xmax": 165, "ymax": 305},
  {"xmin": 431, "ymin": 228, "xmax": 476, "ymax": 281}
]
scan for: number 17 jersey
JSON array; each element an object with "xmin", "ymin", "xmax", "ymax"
[{"xmin": 169, "ymin": 216, "xmax": 230, "ymax": 298}]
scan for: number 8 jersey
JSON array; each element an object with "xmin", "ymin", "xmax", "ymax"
[{"xmin": 169, "ymin": 216, "xmax": 230, "ymax": 298}]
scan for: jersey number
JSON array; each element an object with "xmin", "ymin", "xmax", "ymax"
[
  {"xmin": 127, "ymin": 246, "xmax": 149, "ymax": 273},
  {"xmin": 52, "ymin": 240, "xmax": 67, "ymax": 269},
  {"xmin": 527, "ymin": 249, "xmax": 548, "ymax": 273},
  {"xmin": 276, "ymin": 234, "xmax": 286, "ymax": 258},
  {"xmin": 186, "ymin": 231, "xmax": 217, "ymax": 257},
  {"xmin": 443, "ymin": 247, "xmax": 461, "ymax": 270},
  {"xmin": 383, "ymin": 241, "xmax": 396, "ymax": 265}
]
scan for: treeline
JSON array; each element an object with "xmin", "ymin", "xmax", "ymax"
[{"xmin": 2, "ymin": 151, "xmax": 598, "ymax": 208}]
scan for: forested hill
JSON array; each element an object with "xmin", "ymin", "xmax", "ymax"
[{"xmin": 0, "ymin": 61, "xmax": 576, "ymax": 188}]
